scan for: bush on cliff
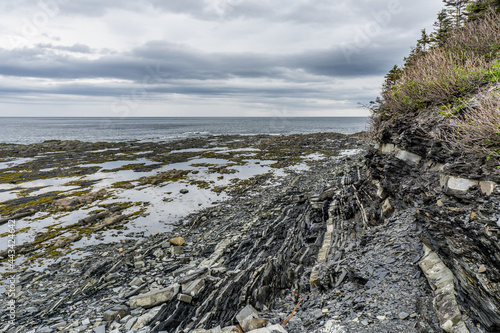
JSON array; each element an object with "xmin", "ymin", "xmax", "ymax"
[{"xmin": 371, "ymin": 7, "xmax": 500, "ymax": 157}]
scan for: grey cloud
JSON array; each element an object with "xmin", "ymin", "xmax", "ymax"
[
  {"xmin": 35, "ymin": 43, "xmax": 92, "ymax": 53},
  {"xmin": 0, "ymin": 38, "xmax": 403, "ymax": 83},
  {"xmin": 56, "ymin": 0, "xmax": 141, "ymax": 17},
  {"xmin": 0, "ymin": 81, "xmax": 325, "ymax": 99},
  {"xmin": 0, "ymin": 80, "xmax": 378, "ymax": 113},
  {"xmin": 47, "ymin": 0, "xmax": 441, "ymax": 28}
]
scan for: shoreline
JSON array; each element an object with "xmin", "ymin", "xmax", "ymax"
[
  {"xmin": 0, "ymin": 117, "xmax": 368, "ymax": 146},
  {"xmin": 0, "ymin": 132, "xmax": 386, "ymax": 333},
  {"xmin": 0, "ymin": 133, "xmax": 362, "ymax": 277}
]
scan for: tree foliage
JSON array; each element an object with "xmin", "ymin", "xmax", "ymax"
[
  {"xmin": 467, "ymin": 0, "xmax": 500, "ymax": 20},
  {"xmin": 431, "ymin": 9, "xmax": 453, "ymax": 47},
  {"xmin": 443, "ymin": 0, "xmax": 469, "ymax": 26}
]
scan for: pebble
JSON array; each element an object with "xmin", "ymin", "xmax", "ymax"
[
  {"xmin": 130, "ymin": 277, "xmax": 145, "ymax": 286},
  {"xmin": 134, "ymin": 261, "xmax": 146, "ymax": 269},
  {"xmin": 398, "ymin": 312, "xmax": 409, "ymax": 320},
  {"xmin": 170, "ymin": 237, "xmax": 186, "ymax": 246}
]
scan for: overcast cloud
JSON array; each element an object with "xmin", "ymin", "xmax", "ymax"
[{"xmin": 0, "ymin": 0, "xmax": 444, "ymax": 117}]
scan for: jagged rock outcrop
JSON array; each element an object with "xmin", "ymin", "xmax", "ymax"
[{"xmin": 368, "ymin": 134, "xmax": 500, "ymax": 331}]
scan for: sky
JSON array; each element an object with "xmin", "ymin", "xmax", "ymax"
[{"xmin": 0, "ymin": 0, "xmax": 444, "ymax": 117}]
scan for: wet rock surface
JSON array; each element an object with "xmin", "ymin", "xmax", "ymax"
[
  {"xmin": 0, "ymin": 133, "xmax": 357, "ymax": 274},
  {"xmin": 0, "ymin": 131, "xmax": 497, "ymax": 332}
]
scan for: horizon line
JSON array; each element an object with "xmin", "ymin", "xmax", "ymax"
[{"xmin": 0, "ymin": 116, "xmax": 369, "ymax": 118}]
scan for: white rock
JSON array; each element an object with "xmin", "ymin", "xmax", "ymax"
[
  {"xmin": 236, "ymin": 304, "xmax": 259, "ymax": 325},
  {"xmin": 419, "ymin": 245, "xmax": 469, "ymax": 333},
  {"xmin": 395, "ymin": 149, "xmax": 422, "ymax": 165},
  {"xmin": 480, "ymin": 181, "xmax": 497, "ymax": 196},
  {"xmin": 382, "ymin": 198, "xmax": 395, "ymax": 216},
  {"xmin": 373, "ymin": 180, "xmax": 387, "ymax": 199},
  {"xmin": 125, "ymin": 316, "xmax": 138, "ymax": 331},
  {"xmin": 131, "ymin": 306, "xmax": 162, "ymax": 329},
  {"xmin": 444, "ymin": 176, "xmax": 479, "ymax": 195},
  {"xmin": 129, "ymin": 283, "xmax": 179, "ymax": 309},
  {"xmin": 153, "ymin": 248, "xmax": 164, "ymax": 258},
  {"xmin": 321, "ymin": 321, "xmax": 345, "ymax": 333},
  {"xmin": 246, "ymin": 324, "xmax": 288, "ymax": 333},
  {"xmin": 380, "ymin": 143, "xmax": 395, "ymax": 154},
  {"xmin": 177, "ymin": 293, "xmax": 193, "ymax": 303},
  {"xmin": 182, "ymin": 279, "xmax": 205, "ymax": 297}
]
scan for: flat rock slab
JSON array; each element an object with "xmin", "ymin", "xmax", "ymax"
[
  {"xmin": 247, "ymin": 324, "xmax": 288, "ymax": 333},
  {"xmin": 103, "ymin": 305, "xmax": 127, "ymax": 321},
  {"xmin": 419, "ymin": 244, "xmax": 468, "ymax": 333},
  {"xmin": 182, "ymin": 278, "xmax": 205, "ymax": 297},
  {"xmin": 129, "ymin": 284, "xmax": 179, "ymax": 309},
  {"xmin": 441, "ymin": 175, "xmax": 479, "ymax": 195},
  {"xmin": 395, "ymin": 149, "xmax": 421, "ymax": 165}
]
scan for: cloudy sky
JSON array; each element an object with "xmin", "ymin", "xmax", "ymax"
[{"xmin": 0, "ymin": 0, "xmax": 444, "ymax": 117}]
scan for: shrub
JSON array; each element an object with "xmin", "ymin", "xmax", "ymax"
[
  {"xmin": 381, "ymin": 49, "xmax": 490, "ymax": 114},
  {"xmin": 437, "ymin": 88, "xmax": 500, "ymax": 157},
  {"xmin": 371, "ymin": 9, "xmax": 500, "ymax": 147},
  {"xmin": 445, "ymin": 9, "xmax": 500, "ymax": 60}
]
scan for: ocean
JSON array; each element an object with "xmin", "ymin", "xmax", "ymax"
[{"xmin": 0, "ymin": 117, "xmax": 368, "ymax": 144}]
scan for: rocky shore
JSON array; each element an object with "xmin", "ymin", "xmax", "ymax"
[{"xmin": 1, "ymin": 131, "xmax": 498, "ymax": 333}]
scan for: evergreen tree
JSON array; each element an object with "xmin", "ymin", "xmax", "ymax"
[
  {"xmin": 443, "ymin": 0, "xmax": 469, "ymax": 26},
  {"xmin": 383, "ymin": 65, "xmax": 403, "ymax": 90},
  {"xmin": 467, "ymin": 0, "xmax": 500, "ymax": 20},
  {"xmin": 416, "ymin": 29, "xmax": 431, "ymax": 52},
  {"xmin": 431, "ymin": 9, "xmax": 453, "ymax": 46}
]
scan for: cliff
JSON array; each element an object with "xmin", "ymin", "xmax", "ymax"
[
  {"xmin": 367, "ymin": 6, "xmax": 500, "ymax": 332},
  {"xmin": 367, "ymin": 125, "xmax": 500, "ymax": 332}
]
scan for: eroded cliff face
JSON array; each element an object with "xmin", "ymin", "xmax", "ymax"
[{"xmin": 367, "ymin": 129, "xmax": 500, "ymax": 332}]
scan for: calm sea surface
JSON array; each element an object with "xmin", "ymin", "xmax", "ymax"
[{"xmin": 0, "ymin": 117, "xmax": 368, "ymax": 144}]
